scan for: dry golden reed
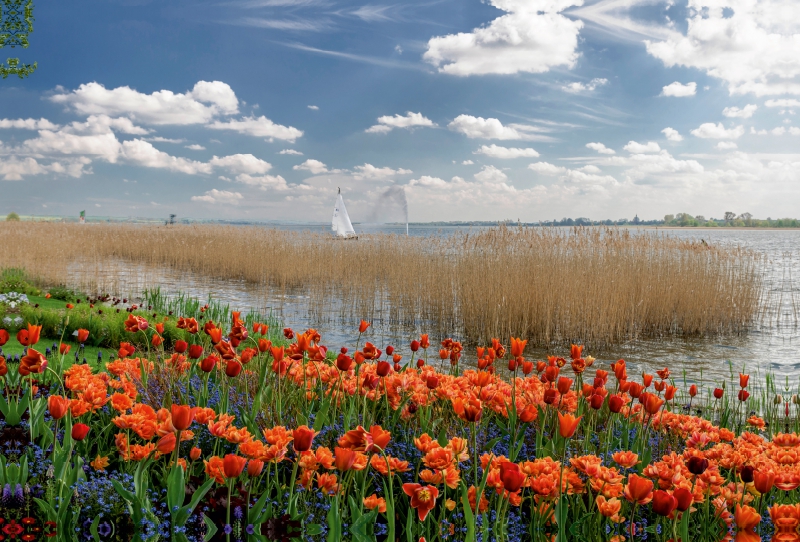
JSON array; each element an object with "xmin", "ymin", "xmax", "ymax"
[{"xmin": 0, "ymin": 222, "xmax": 764, "ymax": 346}]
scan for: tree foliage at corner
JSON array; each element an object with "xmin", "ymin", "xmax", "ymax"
[{"xmin": 0, "ymin": 0, "xmax": 37, "ymax": 79}]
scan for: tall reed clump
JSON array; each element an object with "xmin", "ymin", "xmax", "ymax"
[{"xmin": 0, "ymin": 222, "xmax": 764, "ymax": 346}]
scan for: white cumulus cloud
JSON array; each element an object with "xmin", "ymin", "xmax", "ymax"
[
  {"xmin": 279, "ymin": 149, "xmax": 303, "ymax": 155},
  {"xmin": 209, "ymin": 154, "xmax": 273, "ymax": 175},
  {"xmin": 624, "ymin": 141, "xmax": 661, "ymax": 153},
  {"xmin": 191, "ymin": 189, "xmax": 243, "ymax": 204},
  {"xmin": 448, "ymin": 115, "xmax": 543, "ymax": 141},
  {"xmin": 723, "ymin": 105, "xmax": 758, "ymax": 118},
  {"xmin": 352, "ymin": 163, "xmax": 412, "ymax": 179},
  {"xmin": 645, "ymin": 0, "xmax": 800, "ymax": 96},
  {"xmin": 365, "ymin": 112, "xmax": 435, "ymax": 134},
  {"xmin": 660, "ymin": 82, "xmax": 697, "ymax": 97},
  {"xmin": 691, "ymin": 123, "xmax": 745, "ymax": 139},
  {"xmin": 586, "ymin": 142, "xmax": 615, "ymax": 154},
  {"xmin": 0, "ymin": 118, "xmax": 60, "ymax": 130},
  {"xmin": 207, "ymin": 115, "xmax": 303, "ymax": 142},
  {"xmin": 765, "ymin": 99, "xmax": 800, "ymax": 108},
  {"xmin": 50, "ymin": 81, "xmax": 239, "ymax": 125},
  {"xmin": 293, "ymin": 159, "xmax": 331, "ymax": 175},
  {"xmin": 474, "ymin": 144, "xmax": 540, "ymax": 159},
  {"xmin": 661, "ymin": 128, "xmax": 683, "ymax": 142},
  {"xmin": 716, "ymin": 141, "xmax": 738, "ymax": 150},
  {"xmin": 423, "ymin": 0, "xmax": 583, "ymax": 76}
]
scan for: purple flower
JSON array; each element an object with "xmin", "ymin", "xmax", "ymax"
[{"xmin": 223, "ymin": 524, "xmax": 233, "ymax": 535}]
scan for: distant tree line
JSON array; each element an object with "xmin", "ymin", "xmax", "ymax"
[{"xmin": 534, "ymin": 213, "xmax": 799, "ymax": 228}]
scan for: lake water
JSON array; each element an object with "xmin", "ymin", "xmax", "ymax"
[{"xmin": 67, "ymin": 226, "xmax": 800, "ymax": 388}]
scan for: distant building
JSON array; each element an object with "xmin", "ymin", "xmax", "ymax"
[{"xmin": 633, "ymin": 214, "xmax": 640, "ymax": 225}]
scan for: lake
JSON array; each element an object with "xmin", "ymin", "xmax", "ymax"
[{"xmin": 66, "ymin": 225, "xmax": 800, "ymax": 388}]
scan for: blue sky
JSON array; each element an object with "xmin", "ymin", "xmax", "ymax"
[{"xmin": 1, "ymin": 0, "xmax": 799, "ymax": 222}]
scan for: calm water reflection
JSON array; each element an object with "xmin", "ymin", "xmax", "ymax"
[{"xmin": 67, "ymin": 226, "xmax": 800, "ymax": 385}]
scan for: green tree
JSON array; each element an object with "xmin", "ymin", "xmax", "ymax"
[
  {"xmin": 6, "ymin": 212, "xmax": 20, "ymax": 221},
  {"xmin": 0, "ymin": 0, "xmax": 37, "ymax": 79}
]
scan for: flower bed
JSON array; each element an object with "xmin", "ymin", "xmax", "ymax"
[{"xmin": 0, "ymin": 314, "xmax": 797, "ymax": 542}]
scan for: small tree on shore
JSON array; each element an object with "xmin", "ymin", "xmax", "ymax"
[{"xmin": 6, "ymin": 212, "xmax": 20, "ymax": 221}]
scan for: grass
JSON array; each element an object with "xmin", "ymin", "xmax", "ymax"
[
  {"xmin": 0, "ymin": 334, "xmax": 111, "ymax": 367},
  {"xmin": 0, "ymin": 222, "xmax": 765, "ymax": 348}
]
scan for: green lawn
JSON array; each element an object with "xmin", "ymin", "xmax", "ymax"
[
  {"xmin": 27, "ymin": 295, "xmax": 73, "ymax": 310},
  {"xmin": 1, "ymin": 334, "xmax": 113, "ymax": 367}
]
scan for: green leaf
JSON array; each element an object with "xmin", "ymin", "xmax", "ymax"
[
  {"xmin": 350, "ymin": 509, "xmax": 378, "ymax": 542},
  {"xmin": 90, "ymin": 514, "xmax": 101, "ymax": 542},
  {"xmin": 305, "ymin": 524, "xmax": 323, "ymax": 536},
  {"xmin": 314, "ymin": 398, "xmax": 331, "ymax": 432},
  {"xmin": 326, "ymin": 500, "xmax": 342, "ymax": 542},
  {"xmin": 203, "ymin": 513, "xmax": 218, "ymax": 542},
  {"xmin": 167, "ymin": 463, "xmax": 185, "ymax": 514},
  {"xmin": 437, "ymin": 427, "xmax": 448, "ymax": 448}
]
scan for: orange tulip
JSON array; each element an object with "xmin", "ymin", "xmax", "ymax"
[
  {"xmin": 556, "ymin": 376, "xmax": 573, "ymax": 395},
  {"xmin": 754, "ymin": 471, "xmax": 775, "ymax": 494},
  {"xmin": 155, "ymin": 323, "xmax": 164, "ymax": 335},
  {"xmin": 222, "ymin": 454, "xmax": 247, "ymax": 479},
  {"xmin": 510, "ymin": 337, "xmax": 527, "ymax": 358},
  {"xmin": 739, "ymin": 373, "xmax": 750, "ymax": 388},
  {"xmin": 334, "ymin": 447, "xmax": 357, "ymax": 471},
  {"xmin": 156, "ymin": 433, "xmax": 177, "ymax": 455},
  {"xmin": 59, "ymin": 344, "xmax": 71, "ymax": 355},
  {"xmin": 734, "ymin": 504, "xmax": 760, "ymax": 542},
  {"xmin": 151, "ymin": 334, "xmax": 163, "ymax": 347},
  {"xmin": 644, "ymin": 394, "xmax": 665, "ymax": 416},
  {"xmin": 453, "ymin": 397, "xmax": 483, "ymax": 423},
  {"xmin": 359, "ymin": 320, "xmax": 370, "ymax": 333},
  {"xmin": 557, "ymin": 412, "xmax": 582, "ymax": 439},
  {"xmin": 364, "ymin": 494, "xmax": 387, "ymax": 513},
  {"xmin": 624, "ymin": 473, "xmax": 654, "ymax": 505},
  {"xmin": 402, "ymin": 483, "xmax": 439, "ymax": 521},
  {"xmin": 48, "ymin": 395, "xmax": 70, "ymax": 420},
  {"xmin": 76, "ymin": 328, "xmax": 89, "ymax": 343},
  {"xmin": 570, "ymin": 344, "xmax": 583, "ymax": 360},
  {"xmin": 17, "ymin": 324, "xmax": 42, "ymax": 347},
  {"xmin": 19, "ymin": 348, "xmax": 46, "ymax": 376},
  {"xmin": 247, "ymin": 459, "xmax": 264, "ymax": 477},
  {"xmin": 170, "ymin": 405, "xmax": 195, "ymax": 431}
]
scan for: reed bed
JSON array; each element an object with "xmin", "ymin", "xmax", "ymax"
[{"xmin": 0, "ymin": 222, "xmax": 764, "ymax": 346}]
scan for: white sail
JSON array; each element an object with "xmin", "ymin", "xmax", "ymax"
[{"xmin": 332, "ymin": 192, "xmax": 356, "ymax": 237}]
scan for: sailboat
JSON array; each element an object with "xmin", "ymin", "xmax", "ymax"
[{"xmin": 331, "ymin": 188, "xmax": 358, "ymax": 240}]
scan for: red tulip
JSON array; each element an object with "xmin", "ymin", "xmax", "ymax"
[
  {"xmin": 713, "ymin": 388, "xmax": 724, "ymax": 399},
  {"xmin": 590, "ymin": 393, "xmax": 604, "ymax": 410},
  {"xmin": 651, "ymin": 490, "xmax": 677, "ymax": 517},
  {"xmin": 556, "ymin": 376, "xmax": 573, "ymax": 395},
  {"xmin": 738, "ymin": 390, "xmax": 750, "ymax": 402},
  {"xmin": 426, "ymin": 376, "xmax": 439, "ymax": 390},
  {"xmin": 200, "ymin": 355, "xmax": 217, "ymax": 373},
  {"xmin": 358, "ymin": 320, "xmax": 370, "ymax": 333},
  {"xmin": 156, "ymin": 433, "xmax": 176, "ymax": 454},
  {"xmin": 174, "ymin": 340, "xmax": 188, "ymax": 354},
  {"xmin": 689, "ymin": 384, "xmax": 698, "ymax": 398},
  {"xmin": 76, "ymin": 329, "xmax": 89, "ymax": 343},
  {"xmin": 673, "ymin": 487, "xmax": 693, "ymax": 511},
  {"xmin": 71, "ymin": 423, "xmax": 90, "ymax": 441},
  {"xmin": 410, "ymin": 340, "xmax": 420, "ymax": 352},
  {"xmin": 225, "ymin": 360, "xmax": 242, "ymax": 378},
  {"xmin": 753, "ymin": 471, "xmax": 775, "ymax": 494},
  {"xmin": 60, "ymin": 344, "xmax": 71, "ymax": 355},
  {"xmin": 499, "ymin": 462, "xmax": 526, "ymax": 492},
  {"xmin": 0, "ymin": 329, "xmax": 8, "ymax": 346},
  {"xmin": 293, "ymin": 425, "xmax": 316, "ymax": 452},
  {"xmin": 608, "ymin": 394, "xmax": 624, "ymax": 413},
  {"xmin": 188, "ymin": 344, "xmax": 204, "ymax": 359},
  {"xmin": 543, "ymin": 389, "xmax": 558, "ymax": 405},
  {"xmin": 376, "ymin": 361, "xmax": 392, "ymax": 377},
  {"xmin": 336, "ymin": 353, "xmax": 353, "ymax": 372}
]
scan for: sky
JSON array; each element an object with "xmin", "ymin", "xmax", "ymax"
[{"xmin": 1, "ymin": 0, "xmax": 799, "ymax": 223}]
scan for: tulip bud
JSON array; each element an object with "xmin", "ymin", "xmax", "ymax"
[
  {"xmin": 713, "ymin": 388, "xmax": 724, "ymax": 399},
  {"xmin": 689, "ymin": 384, "xmax": 697, "ymax": 398},
  {"xmin": 376, "ymin": 361, "xmax": 392, "ymax": 377},
  {"xmin": 410, "ymin": 340, "xmax": 420, "ymax": 352},
  {"xmin": 687, "ymin": 456, "xmax": 709, "ymax": 475},
  {"xmin": 71, "ymin": 423, "xmax": 90, "ymax": 441},
  {"xmin": 225, "ymin": 359, "xmax": 242, "ymax": 378},
  {"xmin": 247, "ymin": 460, "xmax": 264, "ymax": 477},
  {"xmin": 417, "ymin": 358, "xmax": 425, "ymax": 368},
  {"xmin": 740, "ymin": 465, "xmax": 755, "ymax": 483},
  {"xmin": 200, "ymin": 355, "xmax": 217, "ymax": 372},
  {"xmin": 673, "ymin": 487, "xmax": 693, "ymax": 512},
  {"xmin": 774, "ymin": 395, "xmax": 783, "ymax": 405},
  {"xmin": 426, "ymin": 376, "xmax": 439, "ymax": 390},
  {"xmin": 385, "ymin": 345, "xmax": 394, "ymax": 355},
  {"xmin": 590, "ymin": 393, "xmax": 604, "ymax": 410},
  {"xmin": 174, "ymin": 340, "xmax": 188, "ymax": 354},
  {"xmin": 608, "ymin": 394, "xmax": 624, "ymax": 413},
  {"xmin": 543, "ymin": 388, "xmax": 557, "ymax": 405},
  {"xmin": 190, "ymin": 447, "xmax": 202, "ymax": 461}
]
